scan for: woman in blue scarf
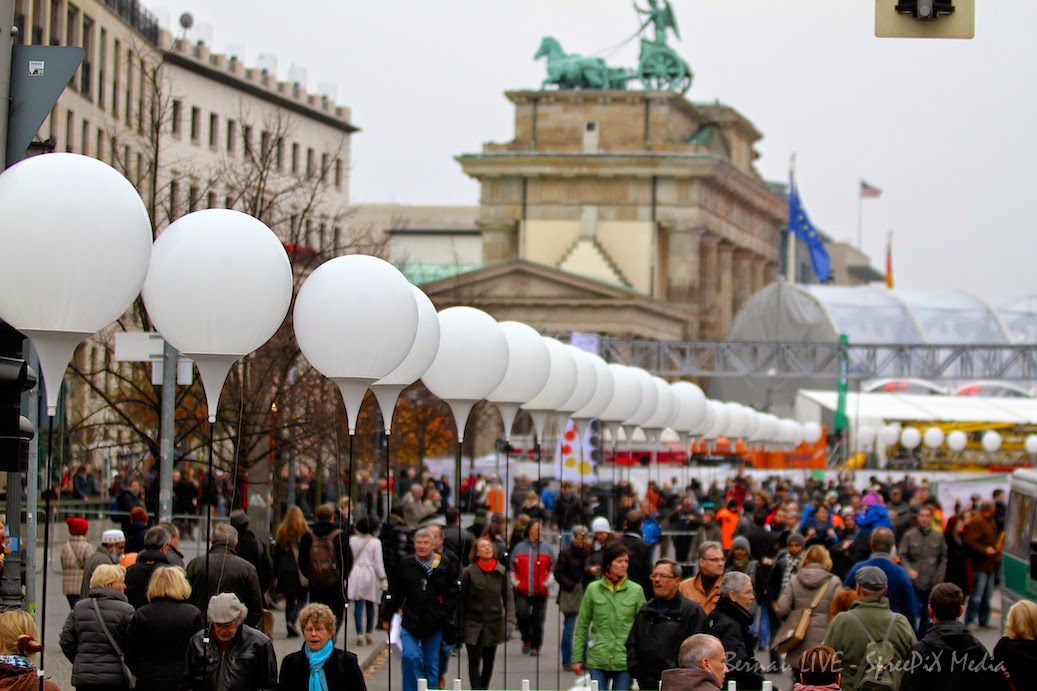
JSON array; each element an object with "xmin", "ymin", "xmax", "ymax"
[{"xmin": 279, "ymin": 603, "xmax": 367, "ymax": 691}]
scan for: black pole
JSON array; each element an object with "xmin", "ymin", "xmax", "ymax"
[
  {"xmin": 37, "ymin": 420, "xmax": 55, "ymax": 691},
  {"xmin": 502, "ymin": 443, "xmax": 511, "ymax": 689},
  {"xmin": 342, "ymin": 431, "xmax": 353, "ymax": 651},
  {"xmin": 203, "ymin": 417, "xmax": 214, "ymax": 639},
  {"xmin": 383, "ymin": 428, "xmax": 393, "ymax": 691},
  {"xmin": 455, "ymin": 437, "xmax": 463, "ymax": 684},
  {"xmin": 534, "ymin": 436, "xmax": 542, "ymax": 690}
]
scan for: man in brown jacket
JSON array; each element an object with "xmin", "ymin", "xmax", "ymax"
[
  {"xmin": 964, "ymin": 499, "xmax": 1001, "ymax": 628},
  {"xmin": 678, "ymin": 542, "xmax": 723, "ymax": 615},
  {"xmin": 660, "ymin": 633, "xmax": 727, "ymax": 691}
]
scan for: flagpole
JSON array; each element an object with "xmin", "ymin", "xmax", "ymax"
[
  {"xmin": 788, "ymin": 153, "xmax": 797, "ymax": 285},
  {"xmin": 857, "ymin": 180, "xmax": 864, "ymax": 250}
]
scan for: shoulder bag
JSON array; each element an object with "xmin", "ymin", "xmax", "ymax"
[
  {"xmin": 771, "ymin": 577, "xmax": 835, "ymax": 654},
  {"xmin": 91, "ymin": 598, "xmax": 136, "ymax": 689}
]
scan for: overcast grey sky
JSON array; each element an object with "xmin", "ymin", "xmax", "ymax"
[{"xmin": 144, "ymin": 1, "xmax": 1035, "ymax": 303}]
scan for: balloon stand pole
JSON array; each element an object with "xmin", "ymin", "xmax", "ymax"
[
  {"xmin": 382, "ymin": 429, "xmax": 393, "ymax": 691},
  {"xmin": 503, "ymin": 443, "xmax": 511, "ymax": 688},
  {"xmin": 38, "ymin": 420, "xmax": 56, "ymax": 691},
  {"xmin": 534, "ymin": 439, "xmax": 542, "ymax": 690},
  {"xmin": 454, "ymin": 437, "xmax": 463, "ymax": 682},
  {"xmin": 203, "ymin": 418, "xmax": 215, "ymax": 640},
  {"xmin": 341, "ymin": 431, "xmax": 354, "ymax": 652}
]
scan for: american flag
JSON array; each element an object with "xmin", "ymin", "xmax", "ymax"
[{"xmin": 860, "ymin": 180, "xmax": 882, "ymax": 198}]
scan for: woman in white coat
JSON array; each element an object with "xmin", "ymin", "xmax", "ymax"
[{"xmin": 347, "ymin": 516, "xmax": 387, "ymax": 646}]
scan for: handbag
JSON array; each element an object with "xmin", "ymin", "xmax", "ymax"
[
  {"xmin": 388, "ymin": 612, "xmax": 403, "ymax": 659},
  {"xmin": 558, "ymin": 582, "xmax": 584, "ymax": 615},
  {"xmin": 772, "ymin": 577, "xmax": 835, "ymax": 654},
  {"xmin": 91, "ymin": 598, "xmax": 137, "ymax": 689}
]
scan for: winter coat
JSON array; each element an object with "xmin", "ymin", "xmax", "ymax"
[
  {"xmin": 678, "ymin": 573, "xmax": 721, "ymax": 615},
  {"xmin": 793, "ymin": 685, "xmax": 841, "ymax": 691},
  {"xmin": 554, "ymin": 542, "xmax": 591, "ymax": 614},
  {"xmin": 900, "ymin": 620, "xmax": 1005, "ymax": 691},
  {"xmin": 510, "ymin": 539, "xmax": 556, "ymax": 597},
  {"xmin": 278, "ymin": 647, "xmax": 366, "ymax": 691},
  {"xmin": 898, "ymin": 526, "xmax": 948, "ymax": 591},
  {"xmin": 993, "ymin": 636, "xmax": 1037, "ymax": 691},
  {"xmin": 79, "ymin": 545, "xmax": 118, "ymax": 599},
  {"xmin": 965, "ymin": 513, "xmax": 1001, "ymax": 573},
  {"xmin": 271, "ymin": 542, "xmax": 306, "ymax": 597},
  {"xmin": 298, "ymin": 522, "xmax": 352, "ymax": 609},
  {"xmin": 855, "ymin": 504, "xmax": 893, "ymax": 531},
  {"xmin": 460, "ymin": 560, "xmax": 515, "ymax": 646},
  {"xmin": 59, "ymin": 587, "xmax": 136, "ymax": 689},
  {"xmin": 124, "ymin": 548, "xmax": 171, "ymax": 608},
  {"xmin": 61, "ymin": 535, "xmax": 94, "ymax": 596},
  {"xmin": 707, "ymin": 596, "xmax": 765, "ymax": 691},
  {"xmin": 822, "ymin": 597, "xmax": 917, "ymax": 691},
  {"xmin": 347, "ymin": 534, "xmax": 386, "ymax": 603},
  {"xmin": 186, "ymin": 543, "xmax": 264, "ymax": 627},
  {"xmin": 552, "ymin": 492, "xmax": 586, "ymax": 530},
  {"xmin": 945, "ymin": 530, "xmax": 972, "ymax": 594},
  {"xmin": 128, "ymin": 597, "xmax": 204, "ymax": 690},
  {"xmin": 619, "ymin": 533, "xmax": 654, "ymax": 594},
  {"xmin": 660, "ymin": 668, "xmax": 722, "ymax": 691},
  {"xmin": 844, "ymin": 554, "xmax": 919, "ymax": 629},
  {"xmin": 625, "ymin": 594, "xmax": 708, "ymax": 690},
  {"xmin": 390, "ymin": 553, "xmax": 456, "ymax": 639},
  {"xmin": 443, "ymin": 524, "xmax": 475, "ymax": 568},
  {"xmin": 125, "ymin": 520, "xmax": 148, "ymax": 553},
  {"xmin": 182, "ymin": 624, "xmax": 277, "ymax": 691},
  {"xmin": 573, "ymin": 575, "xmax": 645, "ymax": 671},
  {"xmin": 0, "ymin": 660, "xmax": 60, "ymax": 691},
  {"xmin": 234, "ymin": 528, "xmax": 273, "ymax": 594},
  {"xmin": 774, "ymin": 564, "xmax": 842, "ymax": 670}
]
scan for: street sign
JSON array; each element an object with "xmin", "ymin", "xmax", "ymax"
[{"xmin": 6, "ymin": 45, "xmax": 84, "ymax": 166}]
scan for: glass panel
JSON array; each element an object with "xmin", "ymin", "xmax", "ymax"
[{"xmin": 1005, "ymin": 489, "xmax": 1035, "ymax": 558}]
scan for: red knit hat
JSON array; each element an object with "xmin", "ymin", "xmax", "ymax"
[
  {"xmin": 130, "ymin": 506, "xmax": 148, "ymax": 523},
  {"xmin": 65, "ymin": 516, "xmax": 89, "ymax": 536}
]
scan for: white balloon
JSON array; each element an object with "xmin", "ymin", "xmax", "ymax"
[
  {"xmin": 981, "ymin": 430, "xmax": 1003, "ymax": 453},
  {"xmin": 370, "ymin": 286, "xmax": 442, "ymax": 434},
  {"xmin": 0, "ymin": 153, "xmax": 152, "ymax": 415},
  {"xmin": 485, "ymin": 321, "xmax": 551, "ymax": 441},
  {"xmin": 879, "ymin": 424, "xmax": 901, "ymax": 447},
  {"xmin": 695, "ymin": 403, "xmax": 718, "ymax": 438},
  {"xmin": 1026, "ymin": 434, "xmax": 1037, "ymax": 455},
  {"xmin": 722, "ymin": 403, "xmax": 747, "ymax": 439},
  {"xmin": 571, "ymin": 354, "xmax": 615, "ymax": 422},
  {"xmin": 642, "ymin": 377, "xmax": 677, "ymax": 432},
  {"xmin": 422, "ymin": 307, "xmax": 509, "ymax": 442},
  {"xmin": 521, "ymin": 337, "xmax": 578, "ymax": 442},
  {"xmin": 668, "ymin": 382, "xmax": 708, "ymax": 435},
  {"xmin": 598, "ymin": 365, "xmax": 644, "ymax": 440},
  {"xmin": 803, "ymin": 421, "xmax": 823, "ymax": 444},
  {"xmin": 703, "ymin": 401, "xmax": 731, "ymax": 440},
  {"xmin": 294, "ymin": 254, "xmax": 419, "ymax": 433},
  {"xmin": 900, "ymin": 426, "xmax": 921, "ymax": 450},
  {"xmin": 558, "ymin": 346, "xmax": 598, "ymax": 415},
  {"xmin": 742, "ymin": 409, "xmax": 762, "ymax": 441},
  {"xmin": 622, "ymin": 367, "xmax": 659, "ymax": 430},
  {"xmin": 947, "ymin": 430, "xmax": 968, "ymax": 452},
  {"xmin": 857, "ymin": 425, "xmax": 877, "ymax": 448},
  {"xmin": 923, "ymin": 427, "xmax": 945, "ymax": 449}
]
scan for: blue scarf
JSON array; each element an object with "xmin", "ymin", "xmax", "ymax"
[{"xmin": 304, "ymin": 639, "xmax": 333, "ymax": 691}]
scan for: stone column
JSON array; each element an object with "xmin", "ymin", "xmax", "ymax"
[
  {"xmin": 699, "ymin": 235, "xmax": 721, "ymax": 340},
  {"xmin": 732, "ymin": 250, "xmax": 754, "ymax": 315},
  {"xmin": 751, "ymin": 256, "xmax": 769, "ymax": 295},
  {"xmin": 663, "ymin": 224, "xmax": 705, "ymax": 304},
  {"xmin": 717, "ymin": 243, "xmax": 735, "ymax": 340},
  {"xmin": 478, "ymin": 220, "xmax": 519, "ymax": 263}
]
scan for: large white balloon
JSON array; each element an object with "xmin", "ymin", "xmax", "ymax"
[
  {"xmin": 1026, "ymin": 434, "xmax": 1037, "ymax": 455},
  {"xmin": 143, "ymin": 209, "xmax": 293, "ymax": 421},
  {"xmin": 981, "ymin": 430, "xmax": 1003, "ymax": 453},
  {"xmin": 669, "ymin": 382, "xmax": 708, "ymax": 436},
  {"xmin": 553, "ymin": 346, "xmax": 599, "ymax": 435},
  {"xmin": 703, "ymin": 401, "xmax": 730, "ymax": 440},
  {"xmin": 623, "ymin": 367, "xmax": 659, "ymax": 431},
  {"xmin": 879, "ymin": 424, "xmax": 902, "ymax": 448},
  {"xmin": 294, "ymin": 254, "xmax": 419, "ymax": 433},
  {"xmin": 641, "ymin": 377, "xmax": 677, "ymax": 434},
  {"xmin": 422, "ymin": 307, "xmax": 509, "ymax": 442},
  {"xmin": 723, "ymin": 403, "xmax": 749, "ymax": 439},
  {"xmin": 370, "ymin": 286, "xmax": 442, "ymax": 434},
  {"xmin": 857, "ymin": 425, "xmax": 877, "ymax": 449},
  {"xmin": 900, "ymin": 426, "xmax": 922, "ymax": 450},
  {"xmin": 802, "ymin": 421, "xmax": 823, "ymax": 445},
  {"xmin": 571, "ymin": 354, "xmax": 615, "ymax": 428},
  {"xmin": 522, "ymin": 337, "xmax": 578, "ymax": 442},
  {"xmin": 947, "ymin": 430, "xmax": 968, "ymax": 452},
  {"xmin": 0, "ymin": 153, "xmax": 152, "ymax": 415},
  {"xmin": 922, "ymin": 427, "xmax": 945, "ymax": 450},
  {"xmin": 598, "ymin": 365, "xmax": 643, "ymax": 443},
  {"xmin": 742, "ymin": 409, "xmax": 762, "ymax": 442},
  {"xmin": 486, "ymin": 322, "xmax": 551, "ymax": 441}
]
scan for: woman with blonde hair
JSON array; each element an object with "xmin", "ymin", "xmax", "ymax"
[
  {"xmin": 60, "ymin": 563, "xmax": 135, "ymax": 690},
  {"xmin": 0, "ymin": 609, "xmax": 61, "ymax": 690},
  {"xmin": 278, "ymin": 602, "xmax": 367, "ymax": 690},
  {"xmin": 774, "ymin": 545, "xmax": 842, "ymax": 686},
  {"xmin": 994, "ymin": 599, "xmax": 1037, "ymax": 690},
  {"xmin": 128, "ymin": 566, "xmax": 203, "ymax": 690},
  {"xmin": 273, "ymin": 505, "xmax": 311, "ymax": 638}
]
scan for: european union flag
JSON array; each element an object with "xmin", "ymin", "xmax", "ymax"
[{"xmin": 788, "ymin": 178, "xmax": 831, "ymax": 283}]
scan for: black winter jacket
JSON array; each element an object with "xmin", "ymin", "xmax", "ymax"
[
  {"xmin": 706, "ymin": 596, "xmax": 765, "ymax": 691},
  {"xmin": 390, "ymin": 553, "xmax": 457, "ymax": 638},
  {"xmin": 186, "ymin": 543, "xmax": 263, "ymax": 627},
  {"xmin": 181, "ymin": 624, "xmax": 277, "ymax": 691},
  {"xmin": 619, "ymin": 533, "xmax": 654, "ymax": 594},
  {"xmin": 901, "ymin": 620, "xmax": 1005, "ymax": 691},
  {"xmin": 124, "ymin": 548, "xmax": 171, "ymax": 608},
  {"xmin": 994, "ymin": 636, "xmax": 1037, "ymax": 691},
  {"xmin": 278, "ymin": 647, "xmax": 366, "ymax": 691},
  {"xmin": 128, "ymin": 597, "xmax": 204, "ymax": 690},
  {"xmin": 60, "ymin": 587, "xmax": 136, "ymax": 689},
  {"xmin": 298, "ymin": 521, "xmax": 352, "ymax": 607},
  {"xmin": 626, "ymin": 594, "xmax": 708, "ymax": 691}
]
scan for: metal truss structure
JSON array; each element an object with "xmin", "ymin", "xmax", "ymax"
[{"xmin": 600, "ymin": 340, "xmax": 1037, "ymax": 383}]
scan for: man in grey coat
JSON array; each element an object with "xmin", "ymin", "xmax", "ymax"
[
  {"xmin": 80, "ymin": 529, "xmax": 124, "ymax": 599},
  {"xmin": 898, "ymin": 505, "xmax": 947, "ymax": 635}
]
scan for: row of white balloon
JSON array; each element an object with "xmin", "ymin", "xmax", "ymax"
[
  {"xmin": 0, "ymin": 153, "xmax": 822, "ymax": 457},
  {"xmin": 860, "ymin": 423, "xmax": 1037, "ymax": 455}
]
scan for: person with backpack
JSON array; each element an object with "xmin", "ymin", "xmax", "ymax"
[
  {"xmin": 822, "ymin": 566, "xmax": 916, "ymax": 691},
  {"xmin": 299, "ymin": 503, "xmax": 353, "ymax": 634}
]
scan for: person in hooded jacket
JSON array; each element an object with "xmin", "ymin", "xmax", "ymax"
[
  {"xmin": 123, "ymin": 526, "xmax": 171, "ymax": 609},
  {"xmin": 774, "ymin": 546, "xmax": 843, "ymax": 685},
  {"xmin": 127, "ymin": 566, "xmax": 203, "ymax": 691},
  {"xmin": 993, "ymin": 600, "xmax": 1037, "ymax": 691},
  {"xmin": 0, "ymin": 610, "xmax": 60, "ymax": 691},
  {"xmin": 793, "ymin": 645, "xmax": 842, "ymax": 691},
  {"xmin": 60, "ymin": 564, "xmax": 136, "ymax": 691},
  {"xmin": 706, "ymin": 571, "xmax": 765, "ymax": 691},
  {"xmin": 900, "ymin": 583, "xmax": 1005, "ymax": 691}
]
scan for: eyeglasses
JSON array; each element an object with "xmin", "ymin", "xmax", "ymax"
[
  {"xmin": 702, "ymin": 557, "xmax": 725, "ymax": 562},
  {"xmin": 651, "ymin": 573, "xmax": 680, "ymax": 580}
]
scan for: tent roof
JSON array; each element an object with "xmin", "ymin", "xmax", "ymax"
[{"xmin": 798, "ymin": 389, "xmax": 1037, "ymax": 424}]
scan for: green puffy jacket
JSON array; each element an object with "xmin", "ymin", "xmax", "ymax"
[{"xmin": 573, "ymin": 576, "xmax": 646, "ymax": 670}]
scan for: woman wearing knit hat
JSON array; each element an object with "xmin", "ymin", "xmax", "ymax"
[{"xmin": 60, "ymin": 517, "xmax": 93, "ymax": 608}]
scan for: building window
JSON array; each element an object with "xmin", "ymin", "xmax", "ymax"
[
  {"xmin": 208, "ymin": 113, "xmax": 218, "ymax": 147},
  {"xmin": 224, "ymin": 195, "xmax": 232, "ymax": 210},
  {"xmin": 97, "ymin": 27, "xmax": 106, "ymax": 108},
  {"xmin": 171, "ymin": 99, "xmax": 181, "ymax": 135},
  {"xmin": 122, "ymin": 145, "xmax": 130, "ymax": 175},
  {"xmin": 291, "ymin": 142, "xmax": 299, "ymax": 174},
  {"xmin": 81, "ymin": 119, "xmax": 89, "ymax": 157},
  {"xmin": 190, "ymin": 106, "xmax": 200, "ymax": 142},
  {"xmin": 188, "ymin": 185, "xmax": 199, "ymax": 212},
  {"xmin": 306, "ymin": 147, "xmax": 314, "ymax": 179},
  {"xmin": 31, "ymin": 0, "xmax": 44, "ymax": 45},
  {"xmin": 169, "ymin": 181, "xmax": 179, "ymax": 219},
  {"xmin": 49, "ymin": 0, "xmax": 60, "ymax": 46},
  {"xmin": 243, "ymin": 125, "xmax": 252, "ymax": 156},
  {"xmin": 226, "ymin": 119, "xmax": 236, "ymax": 153},
  {"xmin": 321, "ymin": 153, "xmax": 329, "ymax": 180},
  {"xmin": 125, "ymin": 49, "xmax": 133, "ymax": 126},
  {"xmin": 80, "ymin": 15, "xmax": 93, "ymax": 96},
  {"xmin": 96, "ymin": 126, "xmax": 104, "ymax": 162},
  {"xmin": 112, "ymin": 39, "xmax": 120, "ymax": 116},
  {"xmin": 276, "ymin": 138, "xmax": 284, "ymax": 170},
  {"xmin": 260, "ymin": 130, "xmax": 270, "ymax": 160},
  {"xmin": 65, "ymin": 109, "xmax": 73, "ymax": 152},
  {"xmin": 334, "ymin": 159, "xmax": 342, "ymax": 190},
  {"xmin": 207, "ymin": 191, "xmax": 216, "ymax": 209},
  {"xmin": 137, "ymin": 56, "xmax": 145, "ymax": 134},
  {"xmin": 66, "ymin": 4, "xmax": 78, "ymax": 89}
]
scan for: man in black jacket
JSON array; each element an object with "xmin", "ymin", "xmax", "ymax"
[
  {"xmin": 298, "ymin": 503, "xmax": 352, "ymax": 634},
  {"xmin": 182, "ymin": 592, "xmax": 277, "ymax": 691},
  {"xmin": 626, "ymin": 558, "xmax": 708, "ymax": 691},
  {"xmin": 551, "ymin": 481, "xmax": 587, "ymax": 536},
  {"xmin": 230, "ymin": 509, "xmax": 273, "ymax": 595},
  {"xmin": 900, "ymin": 582, "xmax": 1002, "ymax": 691},
  {"xmin": 619, "ymin": 510, "xmax": 654, "ymax": 593},
  {"xmin": 124, "ymin": 526, "xmax": 171, "ymax": 608},
  {"xmin": 186, "ymin": 522, "xmax": 264, "ymax": 627}
]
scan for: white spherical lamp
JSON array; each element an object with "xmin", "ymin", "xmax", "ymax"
[
  {"xmin": 947, "ymin": 430, "xmax": 968, "ymax": 452},
  {"xmin": 803, "ymin": 421, "xmax": 823, "ymax": 445},
  {"xmin": 570, "ymin": 354, "xmax": 615, "ymax": 439},
  {"xmin": 900, "ymin": 426, "xmax": 922, "ymax": 450},
  {"xmin": 981, "ymin": 430, "xmax": 1003, "ymax": 453},
  {"xmin": 0, "ymin": 153, "xmax": 152, "ymax": 415},
  {"xmin": 923, "ymin": 427, "xmax": 945, "ymax": 450},
  {"xmin": 879, "ymin": 424, "xmax": 902, "ymax": 448},
  {"xmin": 521, "ymin": 337, "xmax": 578, "ymax": 443},
  {"xmin": 857, "ymin": 425, "xmax": 877, "ymax": 450},
  {"xmin": 485, "ymin": 322, "xmax": 550, "ymax": 441},
  {"xmin": 598, "ymin": 365, "xmax": 643, "ymax": 446},
  {"xmin": 1026, "ymin": 434, "xmax": 1037, "ymax": 456}
]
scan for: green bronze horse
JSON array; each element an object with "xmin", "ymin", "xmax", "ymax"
[{"xmin": 535, "ymin": 36, "xmax": 630, "ymax": 90}]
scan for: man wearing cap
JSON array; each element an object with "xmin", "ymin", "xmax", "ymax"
[
  {"xmin": 186, "ymin": 522, "xmax": 264, "ymax": 627},
  {"xmin": 80, "ymin": 529, "xmax": 124, "ymax": 599},
  {"xmin": 823, "ymin": 566, "xmax": 916, "ymax": 691},
  {"xmin": 182, "ymin": 592, "xmax": 277, "ymax": 690},
  {"xmin": 678, "ymin": 541, "xmax": 724, "ymax": 615},
  {"xmin": 844, "ymin": 527, "xmax": 919, "ymax": 630}
]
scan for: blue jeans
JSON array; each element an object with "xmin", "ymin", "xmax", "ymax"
[
  {"xmin": 561, "ymin": 613, "xmax": 577, "ymax": 666},
  {"xmin": 965, "ymin": 569, "xmax": 995, "ymax": 626},
  {"xmin": 401, "ymin": 627, "xmax": 442, "ymax": 691},
  {"xmin": 915, "ymin": 588, "xmax": 932, "ymax": 636},
  {"xmin": 353, "ymin": 599, "xmax": 375, "ymax": 635},
  {"xmin": 589, "ymin": 668, "xmax": 631, "ymax": 691}
]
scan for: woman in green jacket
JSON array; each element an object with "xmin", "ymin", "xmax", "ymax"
[{"xmin": 571, "ymin": 542, "xmax": 646, "ymax": 690}]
